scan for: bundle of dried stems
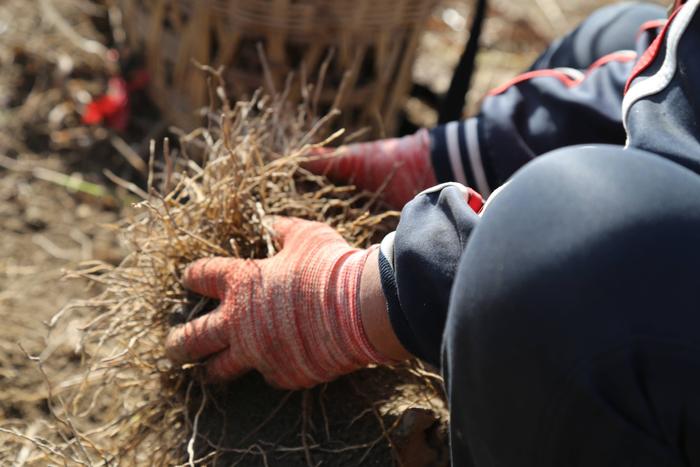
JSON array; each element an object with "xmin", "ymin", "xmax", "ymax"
[{"xmin": 2, "ymin": 71, "xmax": 446, "ymax": 466}]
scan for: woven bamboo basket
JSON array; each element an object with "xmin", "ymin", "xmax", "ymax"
[{"xmin": 119, "ymin": 0, "xmax": 438, "ymax": 135}]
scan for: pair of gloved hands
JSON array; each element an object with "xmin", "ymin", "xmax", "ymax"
[{"xmin": 166, "ymin": 130, "xmax": 484, "ymax": 389}]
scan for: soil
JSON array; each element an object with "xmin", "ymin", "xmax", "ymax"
[
  {"xmin": 0, "ymin": 154, "xmax": 122, "ymax": 425},
  {"xmin": 186, "ymin": 366, "xmax": 447, "ymax": 466},
  {"xmin": 0, "ymin": 0, "xmax": 662, "ymax": 465}
]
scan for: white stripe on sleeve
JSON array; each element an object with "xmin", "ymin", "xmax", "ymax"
[
  {"xmin": 465, "ymin": 118, "xmax": 491, "ymax": 197},
  {"xmin": 445, "ymin": 121, "xmax": 468, "ymax": 186}
]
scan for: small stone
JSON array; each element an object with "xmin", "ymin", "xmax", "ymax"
[
  {"xmin": 23, "ymin": 206, "xmax": 46, "ymax": 231},
  {"xmin": 76, "ymin": 203, "xmax": 92, "ymax": 219}
]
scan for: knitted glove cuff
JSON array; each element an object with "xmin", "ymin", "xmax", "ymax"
[{"xmin": 337, "ymin": 245, "xmax": 394, "ymax": 366}]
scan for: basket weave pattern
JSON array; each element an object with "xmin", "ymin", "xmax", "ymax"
[{"xmin": 120, "ymin": 0, "xmax": 438, "ymax": 134}]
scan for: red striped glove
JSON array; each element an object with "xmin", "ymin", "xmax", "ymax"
[
  {"xmin": 307, "ymin": 129, "xmax": 437, "ymax": 209},
  {"xmin": 165, "ymin": 217, "xmax": 390, "ymax": 389}
]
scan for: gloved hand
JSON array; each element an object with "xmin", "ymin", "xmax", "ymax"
[
  {"xmin": 165, "ymin": 217, "xmax": 391, "ymax": 389},
  {"xmin": 306, "ymin": 129, "xmax": 437, "ymax": 209}
]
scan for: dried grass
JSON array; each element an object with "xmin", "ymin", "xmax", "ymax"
[{"xmin": 1, "ymin": 69, "xmax": 446, "ymax": 465}]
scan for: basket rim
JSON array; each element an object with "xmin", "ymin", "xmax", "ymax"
[{"xmin": 148, "ymin": 0, "xmax": 439, "ymax": 32}]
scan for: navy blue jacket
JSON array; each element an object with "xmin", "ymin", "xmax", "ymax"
[{"xmin": 379, "ymin": 2, "xmax": 672, "ymax": 367}]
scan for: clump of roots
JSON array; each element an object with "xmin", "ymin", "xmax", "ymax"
[{"xmin": 6, "ymin": 76, "xmax": 447, "ymax": 466}]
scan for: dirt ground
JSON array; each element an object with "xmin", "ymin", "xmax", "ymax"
[{"xmin": 0, "ymin": 0, "xmax": 658, "ymax": 465}]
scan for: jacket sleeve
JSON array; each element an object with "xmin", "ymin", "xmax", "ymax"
[
  {"xmin": 429, "ymin": 56, "xmax": 635, "ymax": 198},
  {"xmin": 428, "ymin": 3, "xmax": 665, "ymax": 197},
  {"xmin": 378, "ymin": 183, "xmax": 479, "ymax": 367}
]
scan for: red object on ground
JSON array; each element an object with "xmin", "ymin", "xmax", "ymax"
[
  {"xmin": 81, "ymin": 69, "xmax": 149, "ymax": 131},
  {"xmin": 82, "ymin": 76, "xmax": 129, "ymax": 131}
]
